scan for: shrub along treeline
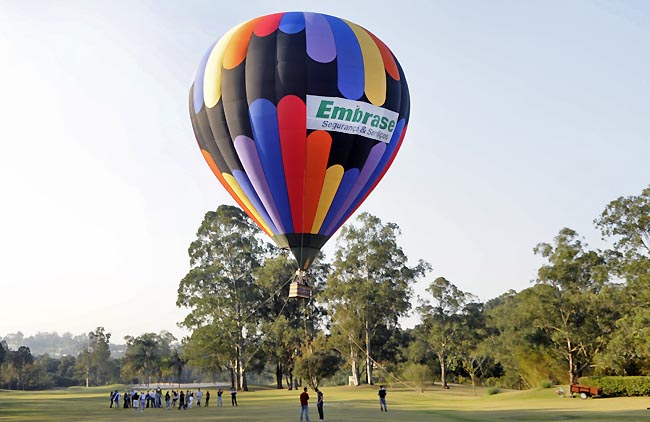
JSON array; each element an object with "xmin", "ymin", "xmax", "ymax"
[
  {"xmin": 3, "ymin": 186, "xmax": 649, "ymax": 394},
  {"xmin": 580, "ymin": 376, "xmax": 650, "ymax": 397}
]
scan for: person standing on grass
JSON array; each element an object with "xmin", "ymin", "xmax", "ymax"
[
  {"xmin": 165, "ymin": 390, "xmax": 170, "ymax": 409},
  {"xmin": 315, "ymin": 387, "xmax": 324, "ymax": 421},
  {"xmin": 113, "ymin": 390, "xmax": 120, "ymax": 409},
  {"xmin": 231, "ymin": 386, "xmax": 238, "ymax": 406},
  {"xmin": 378, "ymin": 385, "xmax": 387, "ymax": 412},
  {"xmin": 196, "ymin": 388, "xmax": 202, "ymax": 407},
  {"xmin": 205, "ymin": 390, "xmax": 210, "ymax": 407},
  {"xmin": 178, "ymin": 390, "xmax": 185, "ymax": 410},
  {"xmin": 300, "ymin": 387, "xmax": 310, "ymax": 422},
  {"xmin": 217, "ymin": 388, "xmax": 223, "ymax": 406}
]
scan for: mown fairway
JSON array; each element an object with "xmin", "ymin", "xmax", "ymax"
[{"xmin": 1, "ymin": 384, "xmax": 649, "ymax": 421}]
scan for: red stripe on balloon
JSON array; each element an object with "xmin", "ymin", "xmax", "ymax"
[
  {"xmin": 302, "ymin": 131, "xmax": 332, "ymax": 232},
  {"xmin": 254, "ymin": 12, "xmax": 284, "ymax": 37},
  {"xmin": 368, "ymin": 32, "xmax": 400, "ymax": 81},
  {"xmin": 278, "ymin": 95, "xmax": 307, "ymax": 232}
]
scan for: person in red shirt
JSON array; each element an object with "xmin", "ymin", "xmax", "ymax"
[{"xmin": 299, "ymin": 387, "xmax": 310, "ymax": 422}]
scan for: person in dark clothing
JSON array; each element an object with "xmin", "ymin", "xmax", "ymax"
[
  {"xmin": 378, "ymin": 385, "xmax": 387, "ymax": 412},
  {"xmin": 178, "ymin": 390, "xmax": 185, "ymax": 410},
  {"xmin": 315, "ymin": 387, "xmax": 324, "ymax": 421},
  {"xmin": 231, "ymin": 387, "xmax": 238, "ymax": 406},
  {"xmin": 205, "ymin": 390, "xmax": 211, "ymax": 407}
]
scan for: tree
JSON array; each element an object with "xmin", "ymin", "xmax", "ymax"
[
  {"xmin": 254, "ymin": 251, "xmax": 329, "ymax": 389},
  {"xmin": 164, "ymin": 347, "xmax": 187, "ymax": 387},
  {"xmin": 0, "ymin": 340, "xmax": 7, "ymax": 385},
  {"xmin": 485, "ymin": 289, "xmax": 564, "ymax": 389},
  {"xmin": 417, "ymin": 277, "xmax": 476, "ymax": 388},
  {"xmin": 401, "ymin": 363, "xmax": 431, "ymax": 393},
  {"xmin": 594, "ymin": 185, "xmax": 650, "ymax": 257},
  {"xmin": 324, "ymin": 212, "xmax": 429, "ymax": 385},
  {"xmin": 87, "ymin": 327, "xmax": 111, "ymax": 386},
  {"xmin": 12, "ymin": 346, "xmax": 34, "ymax": 390},
  {"xmin": 594, "ymin": 187, "xmax": 650, "ymax": 374},
  {"xmin": 122, "ymin": 332, "xmax": 175, "ymax": 385},
  {"xmin": 294, "ymin": 348, "xmax": 342, "ymax": 388},
  {"xmin": 456, "ymin": 302, "xmax": 489, "ymax": 394},
  {"xmin": 532, "ymin": 228, "xmax": 613, "ymax": 384},
  {"xmin": 178, "ymin": 205, "xmax": 269, "ymax": 391}
]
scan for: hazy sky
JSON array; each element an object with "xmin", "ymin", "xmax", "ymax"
[{"xmin": 1, "ymin": 0, "xmax": 648, "ymax": 342}]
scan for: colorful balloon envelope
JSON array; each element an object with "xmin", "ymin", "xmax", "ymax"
[{"xmin": 189, "ymin": 11, "xmax": 410, "ymax": 270}]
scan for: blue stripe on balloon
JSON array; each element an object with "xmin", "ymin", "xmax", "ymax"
[
  {"xmin": 326, "ymin": 119, "xmax": 406, "ymax": 235},
  {"xmin": 232, "ymin": 169, "xmax": 279, "ymax": 234},
  {"xmin": 192, "ymin": 40, "xmax": 216, "ymax": 112},
  {"xmin": 318, "ymin": 168, "xmax": 360, "ymax": 235},
  {"xmin": 325, "ymin": 15, "xmax": 364, "ymax": 100},
  {"xmin": 279, "ymin": 12, "xmax": 305, "ymax": 34},
  {"xmin": 248, "ymin": 98, "xmax": 294, "ymax": 233}
]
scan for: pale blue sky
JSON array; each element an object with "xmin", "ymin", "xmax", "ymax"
[{"xmin": 1, "ymin": 0, "xmax": 648, "ymax": 341}]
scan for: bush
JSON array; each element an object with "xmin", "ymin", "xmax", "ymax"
[
  {"xmin": 540, "ymin": 380, "xmax": 554, "ymax": 389},
  {"xmin": 578, "ymin": 376, "xmax": 650, "ymax": 397},
  {"xmin": 486, "ymin": 386, "xmax": 500, "ymax": 395},
  {"xmin": 401, "ymin": 363, "xmax": 431, "ymax": 393}
]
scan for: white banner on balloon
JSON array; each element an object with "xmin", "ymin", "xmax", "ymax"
[{"xmin": 306, "ymin": 95, "xmax": 399, "ymax": 143}]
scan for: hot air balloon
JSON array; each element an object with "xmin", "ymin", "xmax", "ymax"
[{"xmin": 189, "ymin": 11, "xmax": 410, "ymax": 298}]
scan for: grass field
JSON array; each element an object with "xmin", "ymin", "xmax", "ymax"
[{"xmin": 1, "ymin": 384, "xmax": 649, "ymax": 421}]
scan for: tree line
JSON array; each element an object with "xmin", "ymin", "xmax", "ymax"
[
  {"xmin": 177, "ymin": 186, "xmax": 650, "ymax": 392},
  {"xmin": 3, "ymin": 186, "xmax": 647, "ymax": 391}
]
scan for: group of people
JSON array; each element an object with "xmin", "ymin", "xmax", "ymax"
[
  {"xmin": 297, "ymin": 385, "xmax": 388, "ymax": 422},
  {"xmin": 109, "ymin": 387, "xmax": 231, "ymax": 411},
  {"xmin": 111, "ymin": 383, "xmax": 388, "ymax": 419}
]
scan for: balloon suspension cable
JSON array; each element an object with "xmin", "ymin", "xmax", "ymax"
[
  {"xmin": 243, "ymin": 293, "xmax": 290, "ymax": 367},
  {"xmin": 241, "ymin": 274, "xmax": 294, "ymax": 324}
]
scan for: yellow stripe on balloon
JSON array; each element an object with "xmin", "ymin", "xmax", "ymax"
[
  {"xmin": 203, "ymin": 23, "xmax": 244, "ymax": 109},
  {"xmin": 345, "ymin": 20, "xmax": 386, "ymax": 106},
  {"xmin": 311, "ymin": 165, "xmax": 344, "ymax": 233},
  {"xmin": 222, "ymin": 173, "xmax": 273, "ymax": 236}
]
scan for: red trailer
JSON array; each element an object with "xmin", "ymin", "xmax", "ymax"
[{"xmin": 570, "ymin": 384, "xmax": 602, "ymax": 399}]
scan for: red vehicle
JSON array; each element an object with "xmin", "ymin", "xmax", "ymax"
[{"xmin": 570, "ymin": 384, "xmax": 602, "ymax": 399}]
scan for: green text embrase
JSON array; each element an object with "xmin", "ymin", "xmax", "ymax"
[
  {"xmin": 316, "ymin": 100, "xmax": 397, "ymax": 132},
  {"xmin": 306, "ymin": 95, "xmax": 399, "ymax": 143}
]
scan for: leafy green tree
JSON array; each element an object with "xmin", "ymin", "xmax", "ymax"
[
  {"xmin": 325, "ymin": 212, "xmax": 429, "ymax": 385},
  {"xmin": 417, "ymin": 277, "xmax": 476, "ymax": 388},
  {"xmin": 87, "ymin": 327, "xmax": 111, "ymax": 386},
  {"xmin": 532, "ymin": 228, "xmax": 613, "ymax": 384},
  {"xmin": 486, "ymin": 288, "xmax": 566, "ymax": 389},
  {"xmin": 594, "ymin": 187, "xmax": 650, "ymax": 374},
  {"xmin": 11, "ymin": 346, "xmax": 34, "ymax": 390},
  {"xmin": 54, "ymin": 355, "xmax": 78, "ymax": 387},
  {"xmin": 456, "ymin": 302, "xmax": 489, "ymax": 394},
  {"xmin": 401, "ymin": 363, "xmax": 431, "ymax": 393},
  {"xmin": 595, "ymin": 185, "xmax": 650, "ymax": 257},
  {"xmin": 122, "ymin": 332, "xmax": 175, "ymax": 385},
  {"xmin": 294, "ymin": 348, "xmax": 342, "ymax": 388},
  {"xmin": 254, "ymin": 252, "xmax": 329, "ymax": 389},
  {"xmin": 178, "ymin": 205, "xmax": 269, "ymax": 391},
  {"xmin": 163, "ymin": 347, "xmax": 187, "ymax": 386},
  {"xmin": 0, "ymin": 340, "xmax": 7, "ymax": 385}
]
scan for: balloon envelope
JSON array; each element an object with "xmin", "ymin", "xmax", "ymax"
[{"xmin": 189, "ymin": 11, "xmax": 410, "ymax": 270}]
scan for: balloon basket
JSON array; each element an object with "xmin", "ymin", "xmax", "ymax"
[{"xmin": 288, "ymin": 281, "xmax": 311, "ymax": 299}]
